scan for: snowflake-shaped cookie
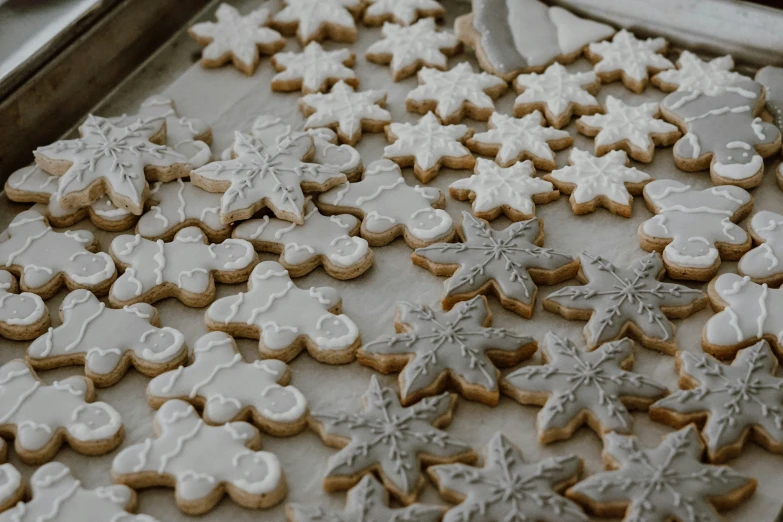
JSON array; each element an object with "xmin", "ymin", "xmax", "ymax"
[
  {"xmin": 0, "ymin": 210, "xmax": 115, "ymax": 299},
  {"xmin": 191, "ymin": 130, "xmax": 344, "ymax": 224},
  {"xmin": 232, "ymin": 199, "xmax": 372, "ymax": 279},
  {"xmin": 271, "ymin": 42, "xmax": 357, "ymax": 94},
  {"xmin": 576, "ymin": 96, "xmax": 680, "ymax": 163},
  {"xmin": 34, "ymin": 115, "xmax": 190, "ymax": 215},
  {"xmin": 365, "ymin": 19, "xmax": 460, "ymax": 81},
  {"xmin": 466, "ymin": 111, "xmax": 572, "ymax": 170},
  {"xmin": 586, "ymin": 29, "xmax": 674, "ymax": 93},
  {"xmin": 566, "ymin": 426, "xmax": 756, "ymax": 522},
  {"xmin": 205, "ymin": 261, "xmax": 360, "ymax": 364},
  {"xmin": 0, "ymin": 359, "xmax": 122, "ymax": 463},
  {"xmin": 406, "ymin": 62, "xmax": 507, "ymax": 124},
  {"xmin": 112, "ymin": 400, "xmax": 284, "ymax": 515},
  {"xmin": 513, "ymin": 62, "xmax": 602, "ymax": 129},
  {"xmin": 652, "ymin": 50, "xmax": 746, "ymax": 94},
  {"xmin": 359, "ymin": 296, "xmax": 536, "ymax": 405},
  {"xmin": 271, "ymin": 0, "xmax": 362, "ymax": 45},
  {"xmin": 429, "ymin": 433, "xmax": 586, "ymax": 522},
  {"xmin": 739, "ymin": 211, "xmax": 783, "ymax": 285},
  {"xmin": 0, "ymin": 270, "xmax": 48, "ymax": 341},
  {"xmin": 310, "ymin": 375, "xmax": 476, "ymax": 504},
  {"xmin": 383, "ymin": 111, "xmax": 474, "ymax": 183},
  {"xmin": 413, "ymin": 212, "xmax": 577, "ymax": 318},
  {"xmin": 545, "ymin": 148, "xmax": 651, "ymax": 217},
  {"xmin": 640, "ymin": 180, "xmax": 752, "ymax": 280},
  {"xmin": 544, "ymin": 252, "xmax": 707, "ymax": 354},
  {"xmin": 363, "ymin": 0, "xmax": 444, "ymax": 26},
  {"xmin": 449, "ymin": 158, "xmax": 560, "ymax": 221},
  {"xmin": 317, "ymin": 159, "xmax": 455, "ymax": 248},
  {"xmin": 502, "ymin": 333, "xmax": 667, "ymax": 443},
  {"xmin": 651, "ymin": 340, "xmax": 783, "ymax": 463}
]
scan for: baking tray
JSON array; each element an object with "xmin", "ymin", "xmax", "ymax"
[{"xmin": 2, "ymin": 0, "xmax": 783, "ymax": 520}]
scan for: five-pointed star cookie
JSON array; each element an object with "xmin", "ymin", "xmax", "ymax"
[
  {"xmin": 576, "ymin": 96, "xmax": 681, "ymax": 163},
  {"xmin": 449, "ymin": 158, "xmax": 560, "ymax": 221},
  {"xmin": 309, "ymin": 375, "xmax": 476, "ymax": 505},
  {"xmin": 502, "ymin": 333, "xmax": 667, "ymax": 443},
  {"xmin": 365, "ymin": 19, "xmax": 461, "ymax": 81},
  {"xmin": 287, "ymin": 475, "xmax": 444, "ymax": 522},
  {"xmin": 271, "ymin": 42, "xmax": 357, "ymax": 94},
  {"xmin": 513, "ymin": 62, "xmax": 602, "ymax": 129},
  {"xmin": 271, "ymin": 0, "xmax": 362, "ymax": 45},
  {"xmin": 652, "ymin": 50, "xmax": 747, "ymax": 94},
  {"xmin": 429, "ymin": 433, "xmax": 587, "ymax": 522},
  {"xmin": 188, "ymin": 3, "xmax": 284, "ymax": 75},
  {"xmin": 545, "ymin": 148, "xmax": 651, "ymax": 217},
  {"xmin": 739, "ymin": 211, "xmax": 783, "ymax": 286},
  {"xmin": 566, "ymin": 427, "xmax": 756, "ymax": 522},
  {"xmin": 406, "ymin": 62, "xmax": 507, "ymax": 124},
  {"xmin": 466, "ymin": 111, "xmax": 572, "ymax": 170},
  {"xmin": 363, "ymin": 0, "xmax": 445, "ymax": 26},
  {"xmin": 299, "ymin": 81, "xmax": 392, "ymax": 145},
  {"xmin": 650, "ymin": 340, "xmax": 783, "ymax": 463},
  {"xmin": 544, "ymin": 252, "xmax": 707, "ymax": 354},
  {"xmin": 359, "ymin": 296, "xmax": 537, "ymax": 405},
  {"xmin": 383, "ymin": 111, "xmax": 474, "ymax": 182},
  {"xmin": 413, "ymin": 212, "xmax": 578, "ymax": 318}
]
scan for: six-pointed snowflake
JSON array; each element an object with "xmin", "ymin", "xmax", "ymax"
[
  {"xmin": 653, "ymin": 50, "xmax": 746, "ymax": 95},
  {"xmin": 587, "ymin": 29, "xmax": 674, "ymax": 91},
  {"xmin": 272, "ymin": 0, "xmax": 362, "ymax": 44},
  {"xmin": 363, "ymin": 0, "xmax": 445, "ymax": 26},
  {"xmin": 271, "ymin": 41, "xmax": 357, "ymax": 94}
]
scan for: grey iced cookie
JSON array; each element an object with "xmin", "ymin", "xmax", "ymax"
[
  {"xmin": 0, "ymin": 456, "xmax": 21, "ymax": 513},
  {"xmin": 502, "ymin": 332, "xmax": 667, "ymax": 443},
  {"xmin": 429, "ymin": 432, "xmax": 586, "ymax": 522},
  {"xmin": 412, "ymin": 211, "xmax": 578, "ymax": 318},
  {"xmin": 739, "ymin": 210, "xmax": 783, "ymax": 285},
  {"xmin": 359, "ymin": 296, "xmax": 537, "ymax": 406},
  {"xmin": 0, "ymin": 269, "xmax": 48, "ymax": 341},
  {"xmin": 544, "ymin": 252, "xmax": 707, "ymax": 354},
  {"xmin": 309, "ymin": 375, "xmax": 476, "ymax": 505}
]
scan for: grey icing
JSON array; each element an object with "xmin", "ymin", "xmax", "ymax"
[
  {"xmin": 414, "ymin": 212, "xmax": 574, "ymax": 307},
  {"xmin": 652, "ymin": 340, "xmax": 783, "ymax": 458},
  {"xmin": 545, "ymin": 252, "xmax": 705, "ymax": 349},
  {"xmin": 27, "ymin": 289, "xmax": 186, "ymax": 383},
  {"xmin": 503, "ymin": 333, "xmax": 667, "ymax": 438},
  {"xmin": 0, "ymin": 459, "xmax": 21, "ymax": 512},
  {"xmin": 0, "ymin": 462, "xmax": 159, "ymax": 522},
  {"xmin": 641, "ymin": 179, "xmax": 751, "ymax": 269},
  {"xmin": 0, "ymin": 210, "xmax": 115, "ymax": 294},
  {"xmin": 361, "ymin": 296, "xmax": 534, "ymax": 402},
  {"xmin": 310, "ymin": 376, "xmax": 473, "ymax": 498},
  {"xmin": 148, "ymin": 331, "xmax": 308, "ymax": 426},
  {"xmin": 0, "ymin": 270, "xmax": 47, "ymax": 330},
  {"xmin": 287, "ymin": 474, "xmax": 443, "ymax": 522},
  {"xmin": 111, "ymin": 400, "xmax": 283, "ymax": 505},
  {"xmin": 739, "ymin": 211, "xmax": 783, "ymax": 280},
  {"xmin": 299, "ymin": 81, "xmax": 391, "ymax": 142},
  {"xmin": 662, "ymin": 79, "xmax": 781, "ymax": 181},
  {"xmin": 365, "ymin": 18, "xmax": 459, "ymax": 78},
  {"xmin": 0, "ymin": 360, "xmax": 122, "ymax": 454},
  {"xmin": 756, "ymin": 65, "xmax": 783, "ymax": 129},
  {"xmin": 272, "ymin": 41, "xmax": 356, "ymax": 93},
  {"xmin": 568, "ymin": 426, "xmax": 754, "ymax": 522},
  {"xmin": 109, "ymin": 227, "xmax": 256, "ymax": 305},
  {"xmin": 430, "ymin": 432, "xmax": 586, "ymax": 522}
]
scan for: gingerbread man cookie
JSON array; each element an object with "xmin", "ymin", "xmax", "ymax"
[
  {"xmin": 652, "ymin": 51, "xmax": 747, "ymax": 95},
  {"xmin": 738, "ymin": 211, "xmax": 783, "ymax": 286},
  {"xmin": 271, "ymin": 0, "xmax": 362, "ymax": 45},
  {"xmin": 0, "ymin": 269, "xmax": 48, "ymax": 341},
  {"xmin": 755, "ymin": 66, "xmax": 783, "ymax": 189},
  {"xmin": 271, "ymin": 42, "xmax": 357, "ymax": 94},
  {"xmin": 0, "ymin": 456, "xmax": 21, "ymax": 513},
  {"xmin": 363, "ymin": 0, "xmax": 444, "ymax": 26}
]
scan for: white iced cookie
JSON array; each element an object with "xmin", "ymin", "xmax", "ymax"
[
  {"xmin": 363, "ymin": 0, "xmax": 444, "ymax": 26},
  {"xmin": 652, "ymin": 50, "xmax": 747, "ymax": 94},
  {"xmin": 0, "ymin": 457, "xmax": 21, "ymax": 513},
  {"xmin": 271, "ymin": 42, "xmax": 357, "ymax": 94},
  {"xmin": 0, "ymin": 269, "xmax": 48, "ymax": 341},
  {"xmin": 739, "ymin": 211, "xmax": 783, "ymax": 286},
  {"xmin": 271, "ymin": 0, "xmax": 362, "ymax": 45}
]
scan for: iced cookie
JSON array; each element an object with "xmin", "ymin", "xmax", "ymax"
[
  {"xmin": 363, "ymin": 0, "xmax": 444, "ymax": 26},
  {"xmin": 109, "ymin": 227, "xmax": 256, "ymax": 308},
  {"xmin": 566, "ymin": 427, "xmax": 756, "ymax": 522},
  {"xmin": 0, "ymin": 210, "xmax": 115, "ymax": 299},
  {"xmin": 544, "ymin": 252, "xmax": 707, "ymax": 354},
  {"xmin": 429, "ymin": 433, "xmax": 586, "ymax": 522},
  {"xmin": 755, "ymin": 66, "xmax": 783, "ymax": 189},
  {"xmin": 454, "ymin": 0, "xmax": 615, "ymax": 81},
  {"xmin": 205, "ymin": 261, "xmax": 360, "ymax": 364},
  {"xmin": 271, "ymin": 42, "xmax": 357, "ymax": 94},
  {"xmin": 0, "ymin": 359, "xmax": 122, "ymax": 464},
  {"xmin": 545, "ymin": 148, "xmax": 651, "ymax": 217},
  {"xmin": 466, "ymin": 111, "xmax": 572, "ymax": 170},
  {"xmin": 271, "ymin": 0, "xmax": 362, "ymax": 44},
  {"xmin": 585, "ymin": 29, "xmax": 674, "ymax": 93},
  {"xmin": 0, "ymin": 457, "xmax": 21, "ymax": 513},
  {"xmin": 576, "ymin": 96, "xmax": 681, "ymax": 163},
  {"xmin": 232, "ymin": 199, "xmax": 372, "ymax": 280},
  {"xmin": 359, "ymin": 296, "xmax": 536, "ymax": 406},
  {"xmin": 365, "ymin": 19, "xmax": 461, "ymax": 81},
  {"xmin": 309, "ymin": 376, "xmax": 476, "ymax": 504},
  {"xmin": 513, "ymin": 63, "xmax": 602, "ymax": 129},
  {"xmin": 639, "ymin": 180, "xmax": 753, "ymax": 281},
  {"xmin": 27, "ymin": 289, "xmax": 187, "ymax": 387},
  {"xmin": 383, "ymin": 112, "xmax": 474, "ymax": 183},
  {"xmin": 111, "ymin": 400, "xmax": 285, "ymax": 515},
  {"xmin": 652, "ymin": 51, "xmax": 746, "ymax": 94},
  {"xmin": 739, "ymin": 211, "xmax": 783, "ymax": 285},
  {"xmin": 317, "ymin": 159, "xmax": 455, "ymax": 248},
  {"xmin": 413, "ymin": 212, "xmax": 577, "ymax": 318},
  {"xmin": 406, "ymin": 63, "xmax": 507, "ymax": 124},
  {"xmin": 660, "ymin": 79, "xmax": 781, "ymax": 188},
  {"xmin": 449, "ymin": 158, "xmax": 560, "ymax": 221},
  {"xmin": 0, "ymin": 270, "xmax": 48, "ymax": 341},
  {"xmin": 148, "ymin": 331, "xmax": 308, "ymax": 436},
  {"xmin": 502, "ymin": 333, "xmax": 667, "ymax": 443}
]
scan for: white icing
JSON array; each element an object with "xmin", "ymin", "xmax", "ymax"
[
  {"xmin": 300, "ymin": 81, "xmax": 391, "ymax": 143},
  {"xmin": 588, "ymin": 29, "xmax": 673, "ymax": 84},
  {"xmin": 137, "ymin": 180, "xmax": 229, "ymax": 240},
  {"xmin": 272, "ymin": 0, "xmax": 361, "ymax": 44},
  {"xmin": 654, "ymin": 51, "xmax": 746, "ymax": 95},
  {"xmin": 384, "ymin": 111, "xmax": 472, "ymax": 173},
  {"xmin": 514, "ymin": 62, "xmax": 599, "ymax": 123},
  {"xmin": 364, "ymin": 0, "xmax": 443, "ymax": 25},
  {"xmin": 272, "ymin": 41, "xmax": 355, "ymax": 93},
  {"xmin": 0, "ymin": 270, "xmax": 47, "ymax": 329}
]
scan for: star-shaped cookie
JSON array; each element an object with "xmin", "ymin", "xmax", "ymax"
[
  {"xmin": 271, "ymin": 0, "xmax": 362, "ymax": 44},
  {"xmin": 271, "ymin": 42, "xmax": 357, "ymax": 94},
  {"xmin": 363, "ymin": 0, "xmax": 445, "ymax": 26},
  {"xmin": 652, "ymin": 50, "xmax": 747, "ymax": 94}
]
